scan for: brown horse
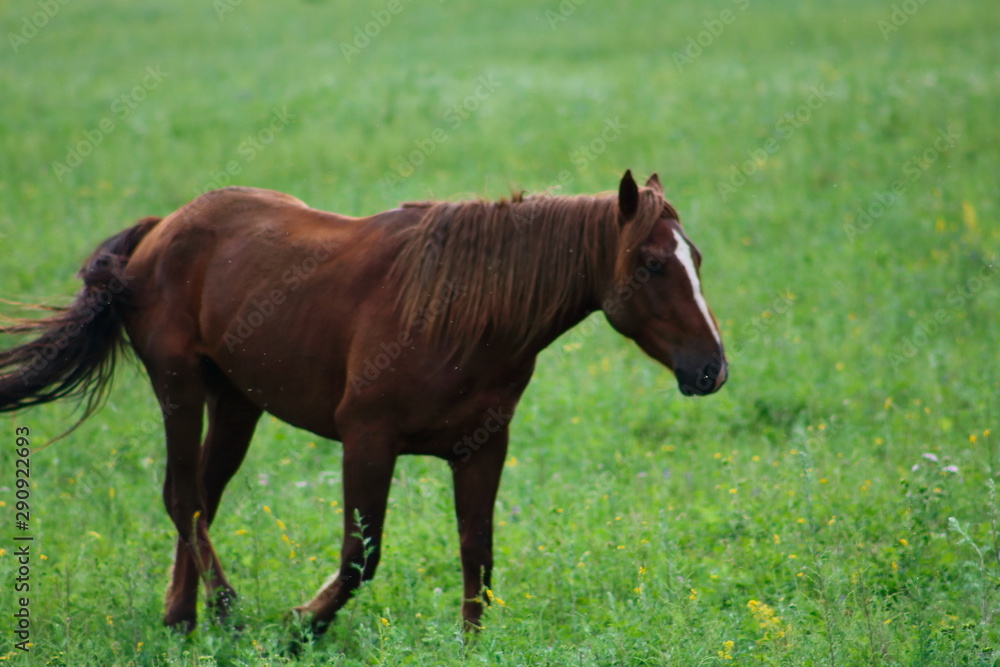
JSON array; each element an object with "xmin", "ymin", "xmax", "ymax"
[{"xmin": 0, "ymin": 170, "xmax": 726, "ymax": 635}]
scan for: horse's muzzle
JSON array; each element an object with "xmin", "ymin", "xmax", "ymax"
[{"xmin": 676, "ymin": 359, "xmax": 727, "ymax": 396}]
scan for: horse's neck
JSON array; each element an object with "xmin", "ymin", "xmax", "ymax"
[
  {"xmin": 525, "ymin": 306, "xmax": 598, "ymax": 357},
  {"xmin": 507, "ymin": 208, "xmax": 616, "ymax": 357},
  {"xmin": 514, "ymin": 259, "xmax": 608, "ymax": 358}
]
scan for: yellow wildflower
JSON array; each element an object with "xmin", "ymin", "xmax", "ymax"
[{"xmin": 747, "ymin": 599, "xmax": 788, "ymax": 642}]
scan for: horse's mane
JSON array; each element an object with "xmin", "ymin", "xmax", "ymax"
[{"xmin": 388, "ymin": 187, "xmax": 669, "ymax": 355}]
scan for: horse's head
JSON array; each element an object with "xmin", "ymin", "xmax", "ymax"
[{"xmin": 602, "ymin": 170, "xmax": 728, "ymax": 396}]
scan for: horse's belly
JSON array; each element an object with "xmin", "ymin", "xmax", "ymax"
[{"xmin": 209, "ymin": 345, "xmax": 343, "ymax": 439}]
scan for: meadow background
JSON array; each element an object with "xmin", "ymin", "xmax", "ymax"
[{"xmin": 1, "ymin": 0, "xmax": 998, "ymax": 664}]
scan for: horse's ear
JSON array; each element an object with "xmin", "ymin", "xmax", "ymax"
[
  {"xmin": 618, "ymin": 169, "xmax": 639, "ymax": 222},
  {"xmin": 645, "ymin": 173, "xmax": 663, "ymax": 193}
]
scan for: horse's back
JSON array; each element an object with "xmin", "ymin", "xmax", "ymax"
[
  {"xmin": 153, "ymin": 186, "xmax": 356, "ymax": 239},
  {"xmin": 127, "ymin": 186, "xmax": 370, "ymax": 276},
  {"xmin": 118, "ymin": 187, "xmax": 408, "ymax": 436}
]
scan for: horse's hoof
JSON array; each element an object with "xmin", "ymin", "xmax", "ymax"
[
  {"xmin": 286, "ymin": 604, "xmax": 312, "ymax": 626},
  {"xmin": 283, "ymin": 606, "xmax": 322, "ymax": 657},
  {"xmin": 163, "ymin": 611, "xmax": 196, "ymax": 634},
  {"xmin": 287, "ymin": 605, "xmax": 328, "ymax": 631},
  {"xmin": 206, "ymin": 588, "xmax": 246, "ymax": 634},
  {"xmin": 209, "ymin": 588, "xmax": 238, "ymax": 616},
  {"xmin": 286, "ymin": 637, "xmax": 306, "ymax": 659},
  {"xmin": 463, "ymin": 618, "xmax": 486, "ymax": 634}
]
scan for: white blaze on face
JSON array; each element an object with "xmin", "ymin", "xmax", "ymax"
[{"xmin": 672, "ymin": 228, "xmax": 722, "ymax": 347}]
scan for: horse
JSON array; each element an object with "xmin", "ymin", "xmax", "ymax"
[{"xmin": 0, "ymin": 170, "xmax": 727, "ymax": 636}]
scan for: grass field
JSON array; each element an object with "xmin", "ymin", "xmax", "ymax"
[{"xmin": 1, "ymin": 0, "xmax": 999, "ymax": 664}]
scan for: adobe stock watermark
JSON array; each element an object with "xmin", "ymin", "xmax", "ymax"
[
  {"xmin": 844, "ymin": 125, "xmax": 959, "ymax": 243},
  {"xmin": 716, "ymin": 84, "xmax": 829, "ymax": 201},
  {"xmin": 570, "ymin": 117, "xmax": 628, "ymax": 172},
  {"xmin": 8, "ymin": 0, "xmax": 71, "ymax": 53},
  {"xmin": 511, "ymin": 119, "xmax": 630, "ymax": 232},
  {"xmin": 348, "ymin": 280, "xmax": 467, "ymax": 394},
  {"xmin": 545, "ymin": 0, "xmax": 586, "ymax": 30},
  {"xmin": 49, "ymin": 66, "xmax": 169, "ymax": 181},
  {"xmin": 382, "ymin": 75, "xmax": 501, "ymax": 189},
  {"xmin": 223, "ymin": 239, "xmax": 336, "ymax": 353},
  {"xmin": 190, "ymin": 107, "xmax": 294, "ymax": 198},
  {"xmin": 801, "ymin": 416, "xmax": 845, "ymax": 452},
  {"xmin": 887, "ymin": 262, "xmax": 995, "ymax": 370},
  {"xmin": 646, "ymin": 288, "xmax": 792, "ymax": 403},
  {"xmin": 672, "ymin": 0, "xmax": 751, "ymax": 71},
  {"xmin": 877, "ymin": 0, "xmax": 931, "ymax": 39},
  {"xmin": 213, "ymin": 0, "xmax": 244, "ymax": 20},
  {"xmin": 340, "ymin": 0, "xmax": 412, "ymax": 62},
  {"xmin": 728, "ymin": 290, "xmax": 795, "ymax": 356},
  {"xmin": 452, "ymin": 405, "xmax": 515, "ymax": 463},
  {"xmin": 602, "ymin": 249, "xmax": 675, "ymax": 316},
  {"xmin": 71, "ymin": 395, "xmax": 179, "ymax": 500}
]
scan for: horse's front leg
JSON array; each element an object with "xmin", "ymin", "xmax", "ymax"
[
  {"xmin": 451, "ymin": 424, "xmax": 509, "ymax": 630},
  {"xmin": 293, "ymin": 432, "xmax": 398, "ymax": 636}
]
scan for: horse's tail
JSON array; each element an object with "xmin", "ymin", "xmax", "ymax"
[{"xmin": 0, "ymin": 216, "xmax": 162, "ymax": 417}]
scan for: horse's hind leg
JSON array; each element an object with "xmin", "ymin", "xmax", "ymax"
[
  {"xmin": 201, "ymin": 370, "xmax": 262, "ymax": 525},
  {"xmin": 153, "ymin": 356, "xmax": 211, "ymax": 632},
  {"xmin": 163, "ymin": 368, "xmax": 262, "ymax": 630},
  {"xmin": 142, "ymin": 342, "xmax": 235, "ymax": 632}
]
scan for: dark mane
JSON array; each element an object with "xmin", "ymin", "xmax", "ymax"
[{"xmin": 388, "ymin": 188, "xmax": 667, "ymax": 354}]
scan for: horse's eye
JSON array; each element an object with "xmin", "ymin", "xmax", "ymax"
[{"xmin": 647, "ymin": 263, "xmax": 665, "ymax": 277}]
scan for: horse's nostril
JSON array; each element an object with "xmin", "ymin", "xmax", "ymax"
[
  {"xmin": 695, "ymin": 372, "xmax": 713, "ymax": 390},
  {"xmin": 695, "ymin": 363, "xmax": 721, "ymax": 389},
  {"xmin": 682, "ymin": 361, "xmax": 726, "ymax": 395}
]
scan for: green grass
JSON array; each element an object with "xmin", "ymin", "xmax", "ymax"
[{"xmin": 2, "ymin": 0, "xmax": 999, "ymax": 664}]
